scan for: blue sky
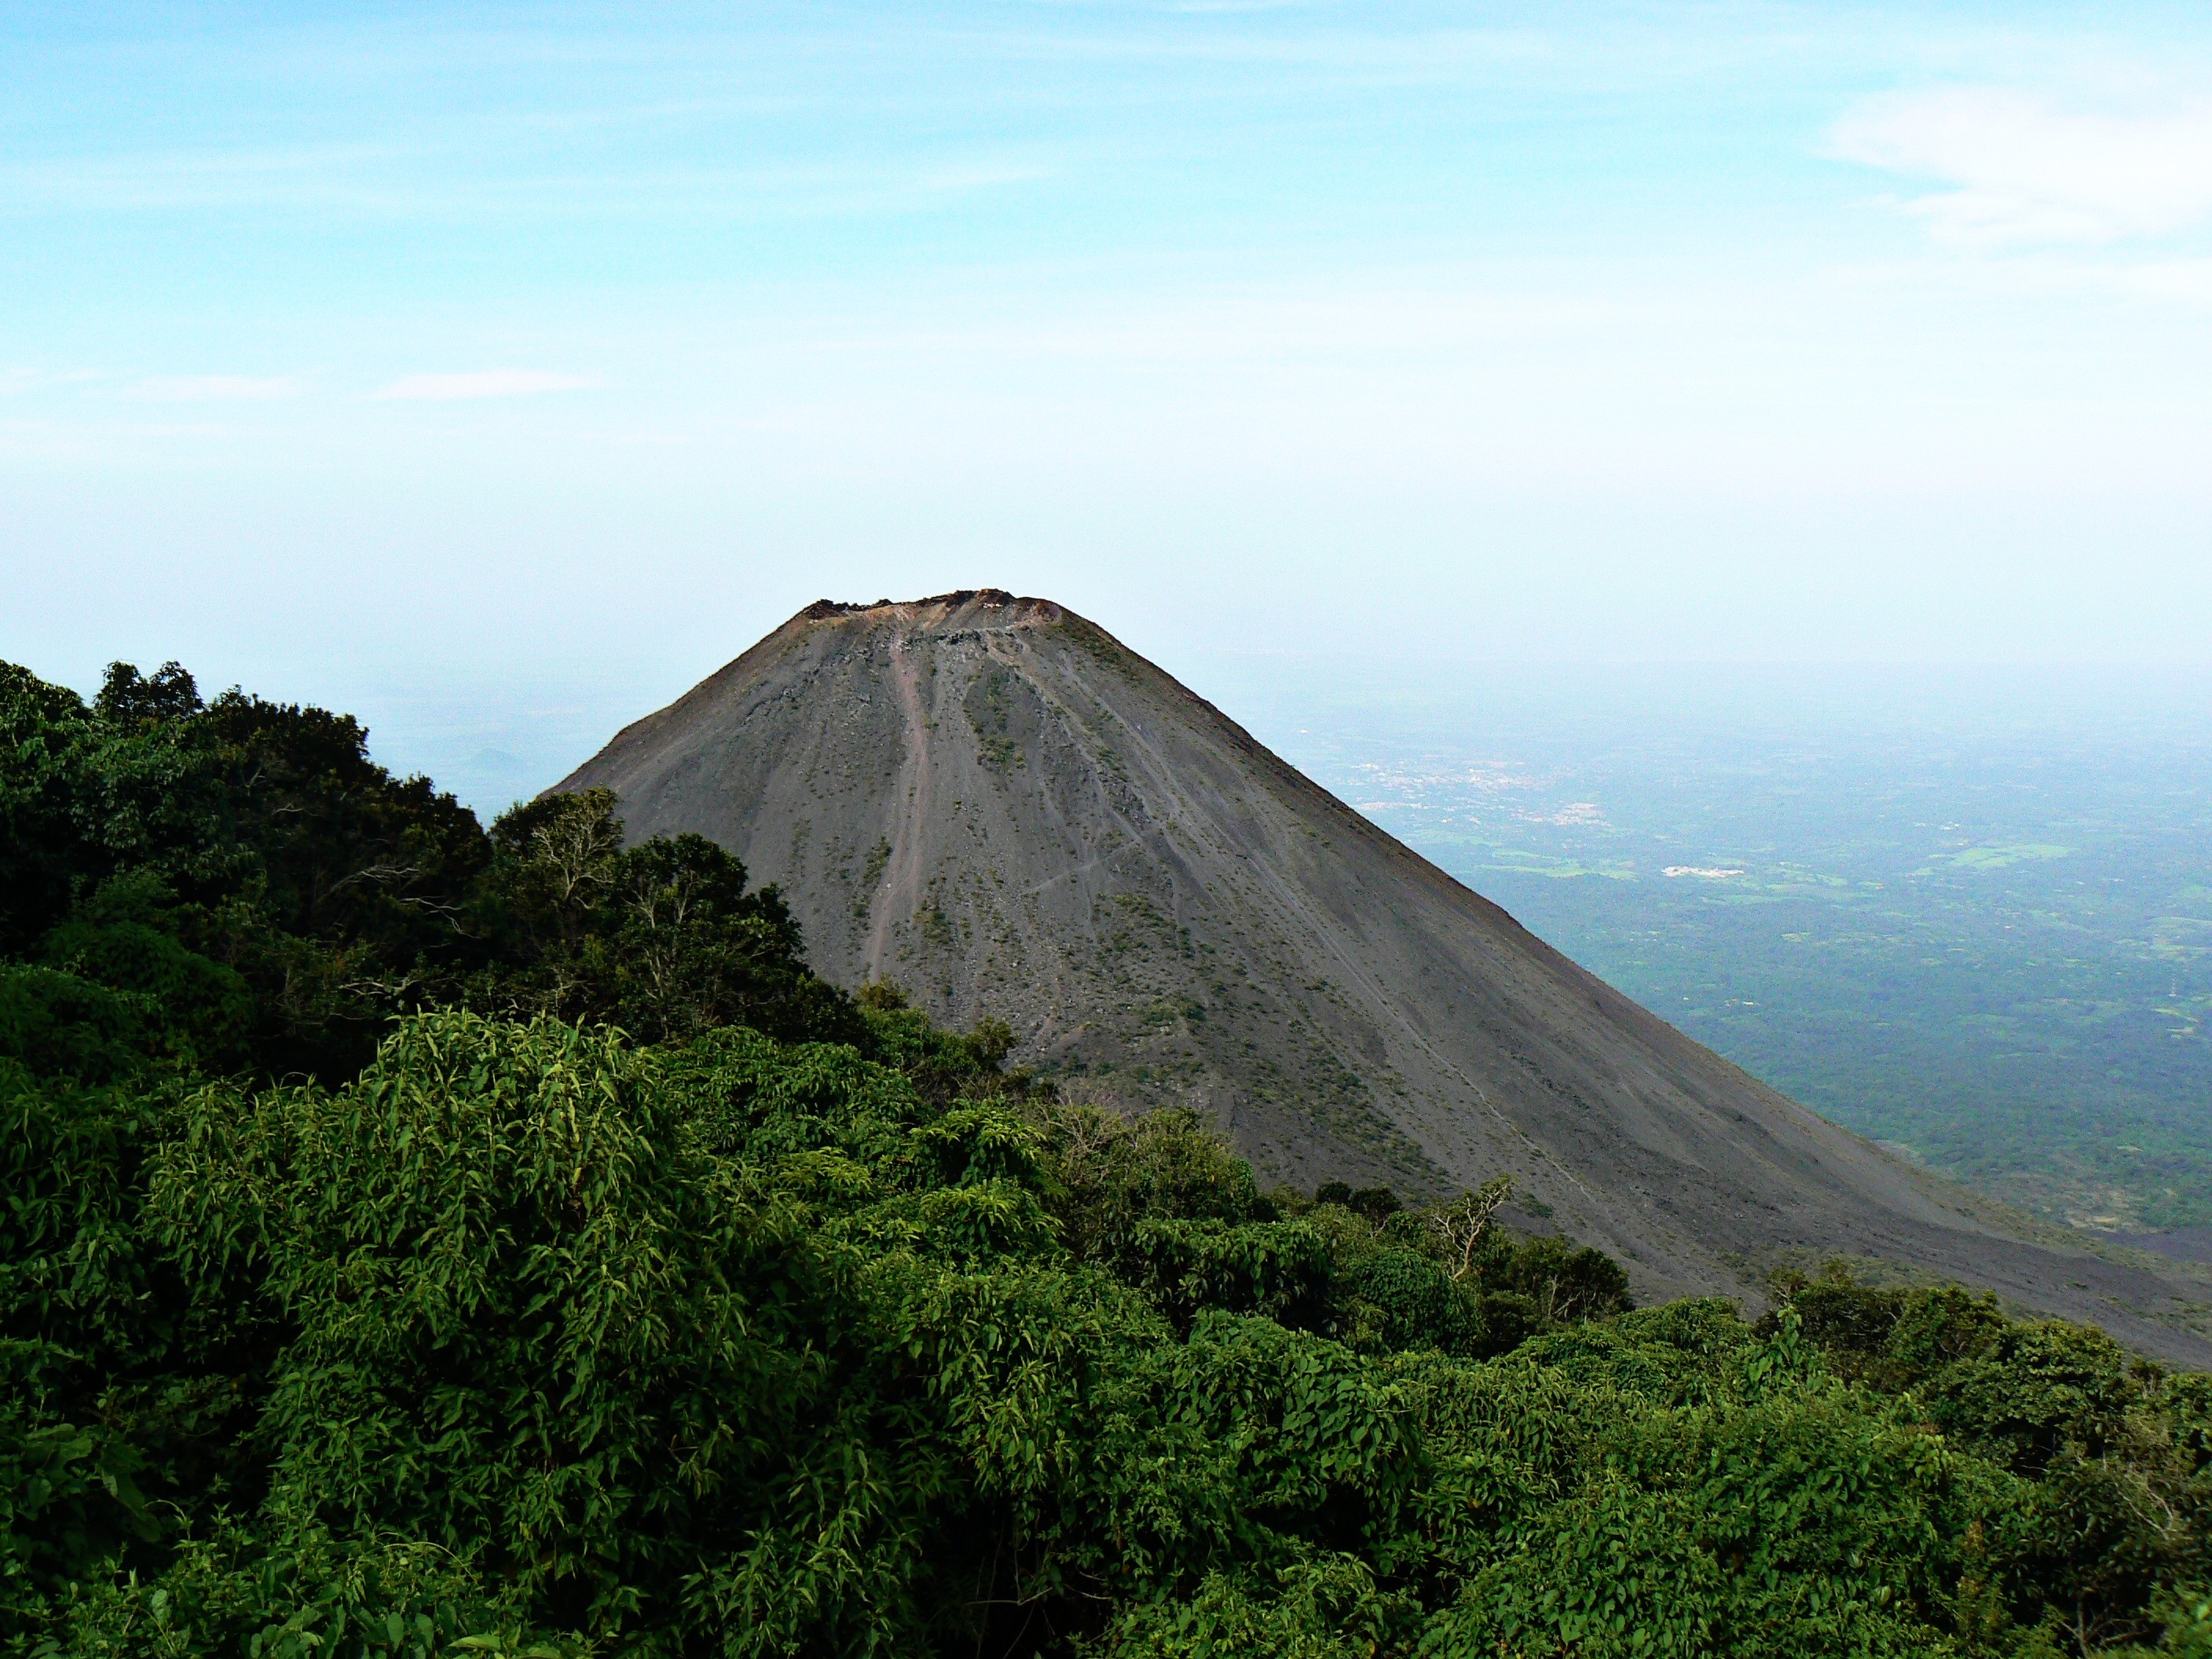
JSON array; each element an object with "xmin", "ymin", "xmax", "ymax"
[{"xmin": 5, "ymin": 2, "xmax": 2211, "ymax": 798}]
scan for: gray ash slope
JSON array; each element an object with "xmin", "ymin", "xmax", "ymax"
[{"xmin": 555, "ymin": 591, "xmax": 2212, "ymax": 1361}]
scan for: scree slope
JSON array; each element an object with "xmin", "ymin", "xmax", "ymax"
[{"xmin": 554, "ymin": 591, "xmax": 2212, "ymax": 1358}]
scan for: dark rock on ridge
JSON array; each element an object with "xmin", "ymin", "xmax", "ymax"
[{"xmin": 555, "ymin": 591, "xmax": 2212, "ymax": 1361}]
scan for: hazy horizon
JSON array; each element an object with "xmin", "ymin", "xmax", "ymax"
[{"xmin": 19, "ymin": 635, "xmax": 2212, "ymax": 822}]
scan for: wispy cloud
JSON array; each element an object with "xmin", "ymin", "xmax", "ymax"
[
  {"xmin": 1830, "ymin": 88, "xmax": 2212, "ymax": 247},
  {"xmin": 0, "ymin": 142, "xmax": 421, "ymax": 212},
  {"xmin": 1895, "ymin": 251, "xmax": 2212, "ymax": 306},
  {"xmin": 0, "ymin": 368, "xmax": 103, "ymax": 395},
  {"xmin": 126, "ymin": 374, "xmax": 302, "ymax": 401},
  {"xmin": 0, "ymin": 134, "xmax": 1063, "ymax": 223},
  {"xmin": 371, "ymin": 370, "xmax": 602, "ymax": 401},
  {"xmin": 916, "ymin": 160, "xmax": 1053, "ymax": 194}
]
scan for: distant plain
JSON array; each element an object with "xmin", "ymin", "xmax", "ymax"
[{"xmin": 1208, "ymin": 662, "xmax": 2212, "ymax": 1242}]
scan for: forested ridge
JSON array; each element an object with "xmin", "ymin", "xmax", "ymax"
[{"xmin": 4, "ymin": 660, "xmax": 2210, "ymax": 1658}]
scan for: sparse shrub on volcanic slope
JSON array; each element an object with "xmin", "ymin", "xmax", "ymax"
[{"xmin": 3, "ymin": 660, "xmax": 2210, "ymax": 1657}]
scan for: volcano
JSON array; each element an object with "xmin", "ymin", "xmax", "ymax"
[{"xmin": 555, "ymin": 591, "xmax": 2211, "ymax": 1358}]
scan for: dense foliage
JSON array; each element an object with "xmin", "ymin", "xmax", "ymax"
[
  {"xmin": 0, "ymin": 661, "xmax": 861, "ymax": 1086},
  {"xmin": 4, "ymin": 661, "xmax": 2210, "ymax": 1657}
]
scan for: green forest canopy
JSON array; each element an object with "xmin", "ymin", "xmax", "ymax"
[{"xmin": 2, "ymin": 659, "xmax": 2209, "ymax": 1657}]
